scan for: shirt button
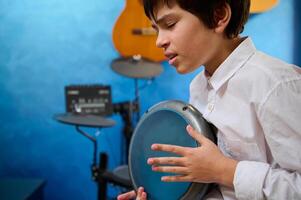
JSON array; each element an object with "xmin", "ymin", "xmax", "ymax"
[{"xmin": 208, "ymin": 103, "xmax": 214, "ymax": 112}]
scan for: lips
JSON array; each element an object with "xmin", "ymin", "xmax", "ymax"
[{"xmin": 164, "ymin": 52, "xmax": 178, "ymax": 65}]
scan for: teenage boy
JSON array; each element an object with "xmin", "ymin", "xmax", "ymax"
[{"xmin": 118, "ymin": 0, "xmax": 301, "ymax": 199}]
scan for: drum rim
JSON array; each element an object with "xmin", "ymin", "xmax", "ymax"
[{"xmin": 128, "ymin": 100, "xmax": 215, "ymax": 199}]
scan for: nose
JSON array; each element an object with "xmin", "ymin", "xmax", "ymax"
[{"xmin": 156, "ymin": 31, "xmax": 169, "ymax": 49}]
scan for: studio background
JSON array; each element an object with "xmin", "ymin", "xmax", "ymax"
[{"xmin": 0, "ymin": 0, "xmax": 300, "ymax": 199}]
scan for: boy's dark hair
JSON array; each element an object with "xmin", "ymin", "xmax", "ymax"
[{"xmin": 143, "ymin": 0, "xmax": 250, "ymax": 38}]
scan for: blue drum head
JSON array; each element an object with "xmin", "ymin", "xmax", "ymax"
[{"xmin": 129, "ymin": 100, "xmax": 215, "ymax": 200}]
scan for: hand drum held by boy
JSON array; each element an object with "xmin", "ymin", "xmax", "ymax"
[{"xmin": 128, "ymin": 100, "xmax": 216, "ymax": 200}]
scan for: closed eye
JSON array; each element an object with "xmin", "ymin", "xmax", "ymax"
[{"xmin": 167, "ymin": 23, "xmax": 176, "ymax": 29}]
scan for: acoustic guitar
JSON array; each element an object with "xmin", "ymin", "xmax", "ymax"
[
  {"xmin": 112, "ymin": 0, "xmax": 279, "ymax": 62},
  {"xmin": 112, "ymin": 0, "xmax": 164, "ymax": 62}
]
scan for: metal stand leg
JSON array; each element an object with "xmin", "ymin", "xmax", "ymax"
[
  {"xmin": 75, "ymin": 126, "xmax": 132, "ymax": 200},
  {"xmin": 97, "ymin": 153, "xmax": 108, "ymax": 200}
]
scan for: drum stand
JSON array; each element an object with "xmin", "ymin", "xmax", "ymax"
[
  {"xmin": 113, "ymin": 99, "xmax": 139, "ymax": 164},
  {"xmin": 54, "ymin": 114, "xmax": 133, "ymax": 200},
  {"xmin": 76, "ymin": 98, "xmax": 141, "ymax": 200},
  {"xmin": 75, "ymin": 125, "xmax": 133, "ymax": 200}
]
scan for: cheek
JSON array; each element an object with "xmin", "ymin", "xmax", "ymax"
[
  {"xmin": 173, "ymin": 29, "xmax": 195, "ymax": 49},
  {"xmin": 175, "ymin": 30, "xmax": 204, "ymax": 53},
  {"xmin": 187, "ymin": 34, "xmax": 213, "ymax": 64}
]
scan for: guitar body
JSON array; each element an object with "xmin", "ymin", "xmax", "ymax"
[{"xmin": 112, "ymin": 0, "xmax": 165, "ymax": 62}]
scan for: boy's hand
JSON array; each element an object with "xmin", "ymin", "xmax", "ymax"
[
  {"xmin": 147, "ymin": 125, "xmax": 238, "ymax": 187},
  {"xmin": 117, "ymin": 187, "xmax": 147, "ymax": 200}
]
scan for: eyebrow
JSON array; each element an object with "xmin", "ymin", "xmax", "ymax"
[
  {"xmin": 156, "ymin": 13, "xmax": 177, "ymax": 24},
  {"xmin": 151, "ymin": 13, "xmax": 177, "ymax": 29}
]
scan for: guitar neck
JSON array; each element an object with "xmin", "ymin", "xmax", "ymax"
[{"xmin": 132, "ymin": 28, "xmax": 157, "ymax": 36}]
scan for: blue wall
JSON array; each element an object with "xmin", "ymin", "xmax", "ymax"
[{"xmin": 0, "ymin": 0, "xmax": 299, "ymax": 199}]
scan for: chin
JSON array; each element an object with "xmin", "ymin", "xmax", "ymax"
[
  {"xmin": 175, "ymin": 65, "xmax": 194, "ymax": 74},
  {"xmin": 174, "ymin": 66, "xmax": 186, "ymax": 74},
  {"xmin": 176, "ymin": 69, "xmax": 188, "ymax": 74}
]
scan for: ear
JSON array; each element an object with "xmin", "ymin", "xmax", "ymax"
[{"xmin": 214, "ymin": 3, "xmax": 231, "ymax": 34}]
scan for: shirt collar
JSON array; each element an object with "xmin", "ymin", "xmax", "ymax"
[{"xmin": 207, "ymin": 37, "xmax": 256, "ymax": 91}]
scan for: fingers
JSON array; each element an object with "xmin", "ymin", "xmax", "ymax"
[
  {"xmin": 117, "ymin": 188, "xmax": 147, "ymax": 200},
  {"xmin": 147, "ymin": 156, "xmax": 184, "ymax": 166},
  {"xmin": 117, "ymin": 190, "xmax": 136, "ymax": 200},
  {"xmin": 161, "ymin": 175, "xmax": 192, "ymax": 182},
  {"xmin": 137, "ymin": 187, "xmax": 147, "ymax": 200},
  {"xmin": 150, "ymin": 125, "xmax": 209, "ymax": 155},
  {"xmin": 186, "ymin": 125, "xmax": 208, "ymax": 145},
  {"xmin": 152, "ymin": 165, "xmax": 187, "ymax": 174},
  {"xmin": 151, "ymin": 143, "xmax": 187, "ymax": 156}
]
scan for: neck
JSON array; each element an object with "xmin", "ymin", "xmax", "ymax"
[{"xmin": 205, "ymin": 37, "xmax": 244, "ymax": 76}]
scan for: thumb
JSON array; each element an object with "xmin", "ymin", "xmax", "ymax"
[
  {"xmin": 186, "ymin": 125, "xmax": 208, "ymax": 145},
  {"xmin": 117, "ymin": 190, "xmax": 136, "ymax": 200}
]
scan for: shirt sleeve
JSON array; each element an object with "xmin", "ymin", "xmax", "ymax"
[{"xmin": 234, "ymin": 78, "xmax": 301, "ymax": 200}]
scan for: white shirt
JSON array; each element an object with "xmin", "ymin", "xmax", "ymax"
[{"xmin": 189, "ymin": 37, "xmax": 301, "ymax": 200}]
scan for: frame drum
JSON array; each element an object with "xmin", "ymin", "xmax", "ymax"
[{"xmin": 129, "ymin": 100, "xmax": 216, "ymax": 200}]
